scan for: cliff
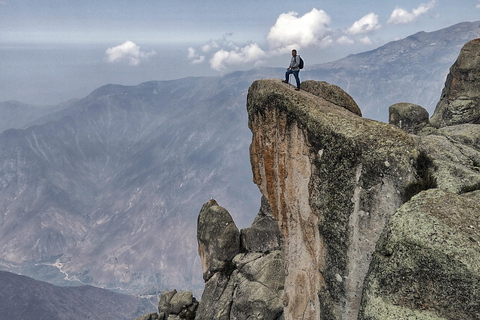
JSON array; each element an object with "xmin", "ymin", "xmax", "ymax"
[{"xmin": 137, "ymin": 38, "xmax": 480, "ymax": 320}]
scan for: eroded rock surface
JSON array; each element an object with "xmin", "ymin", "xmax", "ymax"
[
  {"xmin": 359, "ymin": 189, "xmax": 480, "ymax": 320},
  {"xmin": 136, "ymin": 38, "xmax": 480, "ymax": 320}
]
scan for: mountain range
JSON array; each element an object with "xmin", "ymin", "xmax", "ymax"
[
  {"xmin": 0, "ymin": 21, "xmax": 479, "ymax": 299},
  {"xmin": 0, "ymin": 270, "xmax": 154, "ymax": 320}
]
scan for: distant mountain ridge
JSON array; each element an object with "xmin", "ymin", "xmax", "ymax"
[
  {"xmin": 0, "ymin": 270, "xmax": 154, "ymax": 320},
  {"xmin": 0, "ymin": 100, "xmax": 71, "ymax": 133},
  {"xmin": 305, "ymin": 21, "xmax": 480, "ymax": 120},
  {"xmin": 0, "ymin": 77, "xmax": 263, "ymax": 293},
  {"xmin": 0, "ymin": 21, "xmax": 479, "ymax": 295}
]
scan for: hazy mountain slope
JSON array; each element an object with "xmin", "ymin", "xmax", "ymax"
[
  {"xmin": 0, "ymin": 271, "xmax": 154, "ymax": 320},
  {"xmin": 0, "ymin": 77, "xmax": 266, "ymax": 293},
  {"xmin": 304, "ymin": 21, "xmax": 480, "ymax": 121},
  {"xmin": 0, "ymin": 100, "xmax": 70, "ymax": 133}
]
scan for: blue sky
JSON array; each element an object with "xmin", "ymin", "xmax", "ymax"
[{"xmin": 1, "ymin": 0, "xmax": 480, "ymax": 104}]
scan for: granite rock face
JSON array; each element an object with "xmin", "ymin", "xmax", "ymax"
[
  {"xmin": 246, "ymin": 78, "xmax": 420, "ymax": 320},
  {"xmin": 416, "ymin": 124, "xmax": 480, "ymax": 194},
  {"xmin": 358, "ymin": 189, "xmax": 480, "ymax": 320},
  {"xmin": 389, "ymin": 102, "xmax": 429, "ymax": 134},
  {"xmin": 430, "ymin": 38, "xmax": 480, "ymax": 128}
]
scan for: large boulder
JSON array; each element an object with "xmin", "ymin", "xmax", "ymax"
[
  {"xmin": 389, "ymin": 102, "xmax": 429, "ymax": 134},
  {"xmin": 359, "ymin": 189, "xmax": 480, "ymax": 320},
  {"xmin": 197, "ymin": 199, "xmax": 240, "ymax": 281},
  {"xmin": 430, "ymin": 39, "xmax": 480, "ymax": 128},
  {"xmin": 300, "ymin": 80, "xmax": 362, "ymax": 117}
]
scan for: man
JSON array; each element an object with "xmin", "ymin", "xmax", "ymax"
[{"xmin": 282, "ymin": 49, "xmax": 301, "ymax": 91}]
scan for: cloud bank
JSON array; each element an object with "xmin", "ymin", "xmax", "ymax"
[
  {"xmin": 388, "ymin": 0, "xmax": 436, "ymax": 24},
  {"xmin": 188, "ymin": 9, "xmax": 333, "ymax": 71},
  {"xmin": 105, "ymin": 41, "xmax": 156, "ymax": 66},
  {"xmin": 188, "ymin": 3, "xmax": 437, "ymax": 72},
  {"xmin": 210, "ymin": 43, "xmax": 266, "ymax": 71}
]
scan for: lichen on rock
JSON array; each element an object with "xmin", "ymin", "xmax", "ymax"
[{"xmin": 359, "ymin": 189, "xmax": 480, "ymax": 320}]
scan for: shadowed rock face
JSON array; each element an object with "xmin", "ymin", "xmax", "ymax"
[{"xmin": 430, "ymin": 38, "xmax": 480, "ymax": 128}]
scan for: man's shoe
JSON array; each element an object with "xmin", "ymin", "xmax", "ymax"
[
  {"xmin": 282, "ymin": 80, "xmax": 288, "ymax": 84},
  {"xmin": 295, "ymin": 88, "xmax": 300, "ymax": 91}
]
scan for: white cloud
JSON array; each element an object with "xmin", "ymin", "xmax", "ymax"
[
  {"xmin": 360, "ymin": 37, "xmax": 373, "ymax": 45},
  {"xmin": 187, "ymin": 8, "xmax": 382, "ymax": 72},
  {"xmin": 187, "ymin": 47, "xmax": 205, "ymax": 64},
  {"xmin": 348, "ymin": 13, "xmax": 380, "ymax": 35},
  {"xmin": 337, "ymin": 35, "xmax": 355, "ymax": 45},
  {"xmin": 267, "ymin": 8, "xmax": 332, "ymax": 52},
  {"xmin": 105, "ymin": 41, "xmax": 156, "ymax": 66},
  {"xmin": 477, "ymin": 0, "xmax": 480, "ymax": 8},
  {"xmin": 388, "ymin": 0, "xmax": 436, "ymax": 24},
  {"xmin": 209, "ymin": 43, "xmax": 267, "ymax": 71}
]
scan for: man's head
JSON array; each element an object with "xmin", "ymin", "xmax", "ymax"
[{"xmin": 292, "ymin": 49, "xmax": 297, "ymax": 56}]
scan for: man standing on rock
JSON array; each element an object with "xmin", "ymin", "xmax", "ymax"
[{"xmin": 282, "ymin": 49, "xmax": 301, "ymax": 91}]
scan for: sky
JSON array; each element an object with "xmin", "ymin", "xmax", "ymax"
[{"xmin": 1, "ymin": 0, "xmax": 480, "ymax": 105}]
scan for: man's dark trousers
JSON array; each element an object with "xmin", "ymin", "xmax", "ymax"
[{"xmin": 285, "ymin": 69, "xmax": 300, "ymax": 89}]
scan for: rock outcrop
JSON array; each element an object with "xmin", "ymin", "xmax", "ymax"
[
  {"xmin": 246, "ymin": 79, "xmax": 419, "ymax": 320},
  {"xmin": 195, "ymin": 196, "xmax": 285, "ymax": 320},
  {"xmin": 190, "ymin": 38, "xmax": 480, "ymax": 319},
  {"xmin": 430, "ymin": 39, "xmax": 480, "ymax": 128},
  {"xmin": 134, "ymin": 289, "xmax": 199, "ymax": 320},
  {"xmin": 197, "ymin": 199, "xmax": 240, "ymax": 281}
]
